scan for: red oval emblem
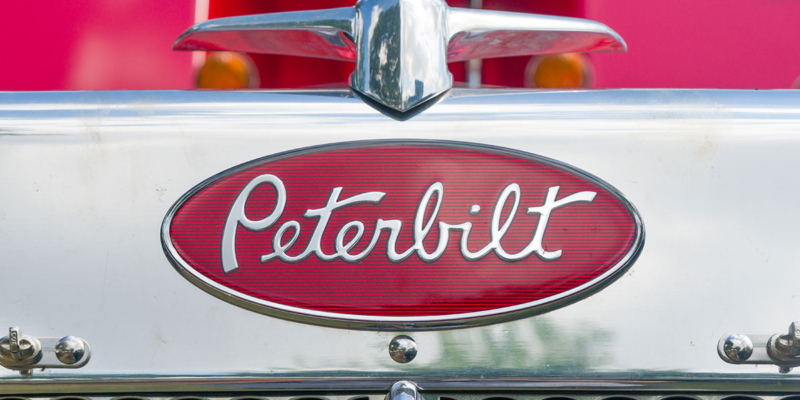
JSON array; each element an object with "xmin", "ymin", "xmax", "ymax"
[{"xmin": 163, "ymin": 141, "xmax": 643, "ymax": 329}]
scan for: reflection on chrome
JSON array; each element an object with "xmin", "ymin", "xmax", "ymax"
[
  {"xmin": 3, "ymin": 89, "xmax": 799, "ymax": 376},
  {"xmin": 174, "ymin": 0, "xmax": 626, "ymax": 117}
]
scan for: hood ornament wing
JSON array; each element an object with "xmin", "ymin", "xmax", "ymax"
[
  {"xmin": 173, "ymin": 7, "xmax": 357, "ymax": 61},
  {"xmin": 174, "ymin": 0, "xmax": 626, "ymax": 118}
]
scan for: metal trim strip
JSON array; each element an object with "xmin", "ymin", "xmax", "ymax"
[{"xmin": 3, "ymin": 377, "xmax": 800, "ymax": 395}]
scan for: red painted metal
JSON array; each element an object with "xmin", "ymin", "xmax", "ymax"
[
  {"xmin": 166, "ymin": 142, "xmax": 640, "ymax": 322},
  {"xmin": 585, "ymin": 0, "xmax": 800, "ymax": 89},
  {"xmin": 5, "ymin": 0, "xmax": 797, "ymax": 90},
  {"xmin": 0, "ymin": 0, "xmax": 195, "ymax": 90}
]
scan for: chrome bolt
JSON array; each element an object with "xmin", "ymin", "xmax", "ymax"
[
  {"xmin": 388, "ymin": 335, "xmax": 417, "ymax": 363},
  {"xmin": 723, "ymin": 334, "xmax": 754, "ymax": 362},
  {"xmin": 55, "ymin": 336, "xmax": 85, "ymax": 365},
  {"xmin": 386, "ymin": 381, "xmax": 423, "ymax": 400}
]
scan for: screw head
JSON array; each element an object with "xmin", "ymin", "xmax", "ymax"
[
  {"xmin": 55, "ymin": 336, "xmax": 85, "ymax": 365},
  {"xmin": 723, "ymin": 334, "xmax": 753, "ymax": 362},
  {"xmin": 388, "ymin": 335, "xmax": 417, "ymax": 363}
]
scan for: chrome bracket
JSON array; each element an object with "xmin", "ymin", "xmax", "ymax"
[
  {"xmin": 386, "ymin": 381, "xmax": 425, "ymax": 400},
  {"xmin": 718, "ymin": 322, "xmax": 800, "ymax": 373},
  {"xmin": 0, "ymin": 326, "xmax": 91, "ymax": 377}
]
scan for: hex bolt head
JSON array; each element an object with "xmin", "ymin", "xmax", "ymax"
[
  {"xmin": 723, "ymin": 334, "xmax": 754, "ymax": 362},
  {"xmin": 388, "ymin": 335, "xmax": 418, "ymax": 364},
  {"xmin": 55, "ymin": 336, "xmax": 86, "ymax": 365}
]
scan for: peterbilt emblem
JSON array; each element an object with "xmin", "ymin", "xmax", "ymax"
[{"xmin": 162, "ymin": 141, "xmax": 643, "ymax": 330}]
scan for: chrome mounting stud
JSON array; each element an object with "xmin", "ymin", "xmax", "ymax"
[
  {"xmin": 718, "ymin": 321, "xmax": 800, "ymax": 373},
  {"xmin": 0, "ymin": 326, "xmax": 92, "ymax": 377},
  {"xmin": 389, "ymin": 335, "xmax": 418, "ymax": 364}
]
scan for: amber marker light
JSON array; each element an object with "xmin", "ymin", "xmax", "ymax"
[
  {"xmin": 525, "ymin": 53, "xmax": 593, "ymax": 89},
  {"xmin": 196, "ymin": 52, "xmax": 259, "ymax": 89}
]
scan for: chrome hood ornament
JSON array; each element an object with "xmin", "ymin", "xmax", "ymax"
[{"xmin": 174, "ymin": 0, "xmax": 626, "ymax": 118}]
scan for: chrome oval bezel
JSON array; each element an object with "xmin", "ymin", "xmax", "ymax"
[{"xmin": 161, "ymin": 139, "xmax": 645, "ymax": 331}]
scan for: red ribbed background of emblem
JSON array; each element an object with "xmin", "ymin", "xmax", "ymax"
[{"xmin": 167, "ymin": 142, "xmax": 640, "ymax": 320}]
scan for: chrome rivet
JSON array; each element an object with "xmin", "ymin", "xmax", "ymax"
[
  {"xmin": 723, "ymin": 334, "xmax": 754, "ymax": 362},
  {"xmin": 389, "ymin": 335, "xmax": 417, "ymax": 363},
  {"xmin": 55, "ymin": 336, "xmax": 85, "ymax": 365}
]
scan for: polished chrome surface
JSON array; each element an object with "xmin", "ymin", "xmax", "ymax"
[
  {"xmin": 10, "ymin": 394, "xmax": 800, "ymax": 400},
  {"xmin": 388, "ymin": 336, "xmax": 418, "ymax": 364},
  {"xmin": 446, "ymin": 9, "xmax": 625, "ymax": 62},
  {"xmin": 718, "ymin": 322, "xmax": 800, "ymax": 373},
  {"xmin": 0, "ymin": 327, "xmax": 90, "ymax": 376},
  {"xmin": 0, "ymin": 328, "xmax": 39, "ymax": 364},
  {"xmin": 769, "ymin": 322, "xmax": 800, "ymax": 368},
  {"xmin": 386, "ymin": 381, "xmax": 423, "ymax": 400},
  {"xmin": 1, "ymin": 89, "xmax": 800, "ymax": 383},
  {"xmin": 173, "ymin": 8, "xmax": 356, "ymax": 61},
  {"xmin": 54, "ymin": 336, "xmax": 86, "ymax": 365},
  {"xmin": 9, "ymin": 376, "xmax": 800, "ymax": 395},
  {"xmin": 721, "ymin": 334, "xmax": 753, "ymax": 363},
  {"xmin": 0, "ymin": 327, "xmax": 41, "ymax": 377},
  {"xmin": 351, "ymin": 0, "xmax": 451, "ymax": 112},
  {"xmin": 174, "ymin": 1, "xmax": 625, "ymax": 116},
  {"xmin": 6, "ymin": 329, "xmax": 21, "ymax": 360}
]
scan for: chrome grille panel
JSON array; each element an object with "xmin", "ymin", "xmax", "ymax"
[{"xmin": 3, "ymin": 394, "xmax": 800, "ymax": 400}]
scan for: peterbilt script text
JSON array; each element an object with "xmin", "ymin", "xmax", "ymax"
[{"xmin": 221, "ymin": 174, "xmax": 597, "ymax": 273}]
